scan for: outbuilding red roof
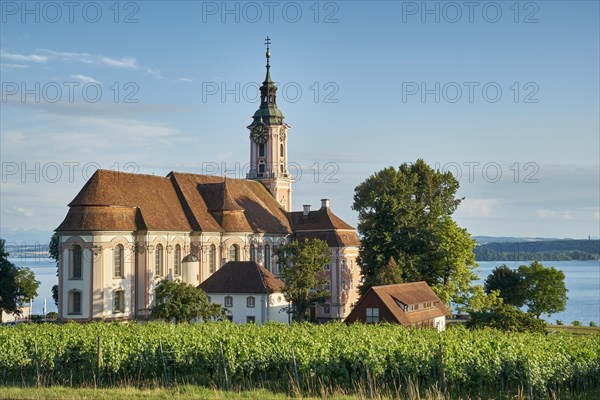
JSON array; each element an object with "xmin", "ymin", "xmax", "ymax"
[{"xmin": 198, "ymin": 261, "xmax": 286, "ymax": 294}]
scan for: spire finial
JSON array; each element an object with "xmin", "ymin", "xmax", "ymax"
[{"xmin": 265, "ymin": 36, "xmax": 271, "ymax": 67}]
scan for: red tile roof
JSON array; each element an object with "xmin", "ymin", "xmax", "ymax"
[
  {"xmin": 289, "ymin": 207, "xmax": 361, "ymax": 247},
  {"xmin": 59, "ymin": 170, "xmax": 190, "ymax": 231},
  {"xmin": 346, "ymin": 282, "xmax": 450, "ymax": 325},
  {"xmin": 57, "ymin": 170, "xmax": 360, "ymax": 245},
  {"xmin": 198, "ymin": 261, "xmax": 286, "ymax": 294}
]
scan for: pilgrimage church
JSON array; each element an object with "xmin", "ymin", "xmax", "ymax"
[{"xmin": 56, "ymin": 40, "xmax": 361, "ymax": 322}]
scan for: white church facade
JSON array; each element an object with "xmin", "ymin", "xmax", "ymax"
[{"xmin": 55, "ymin": 40, "xmax": 361, "ymax": 322}]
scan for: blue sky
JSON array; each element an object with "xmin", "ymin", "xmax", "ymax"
[{"xmin": 1, "ymin": 0, "xmax": 599, "ymax": 242}]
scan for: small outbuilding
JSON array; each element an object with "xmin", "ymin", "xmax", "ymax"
[
  {"xmin": 345, "ymin": 282, "xmax": 450, "ymax": 331},
  {"xmin": 198, "ymin": 261, "xmax": 290, "ymax": 324}
]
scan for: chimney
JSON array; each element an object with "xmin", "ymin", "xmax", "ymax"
[
  {"xmin": 321, "ymin": 198, "xmax": 330, "ymax": 209},
  {"xmin": 303, "ymin": 204, "xmax": 311, "ymax": 216}
]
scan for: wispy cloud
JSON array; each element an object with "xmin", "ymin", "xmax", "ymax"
[
  {"xmin": 41, "ymin": 49, "xmax": 138, "ymax": 69},
  {"xmin": 1, "ymin": 49, "xmax": 167, "ymax": 78},
  {"xmin": 456, "ymin": 198, "xmax": 497, "ymax": 218},
  {"xmin": 12, "ymin": 206, "xmax": 34, "ymax": 217},
  {"xmin": 1, "ymin": 63, "xmax": 29, "ymax": 69},
  {"xmin": 176, "ymin": 77, "xmax": 193, "ymax": 82},
  {"xmin": 70, "ymin": 74, "xmax": 101, "ymax": 84},
  {"xmin": 71, "ymin": 74, "xmax": 101, "ymax": 83},
  {"xmin": 0, "ymin": 51, "xmax": 48, "ymax": 63},
  {"xmin": 536, "ymin": 209, "xmax": 572, "ymax": 220}
]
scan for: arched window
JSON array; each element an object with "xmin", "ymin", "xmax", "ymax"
[
  {"xmin": 280, "ymin": 143, "xmax": 284, "ymax": 156},
  {"xmin": 155, "ymin": 244, "xmax": 163, "ymax": 276},
  {"xmin": 246, "ymin": 296, "xmax": 255, "ymax": 308},
  {"xmin": 229, "ymin": 244, "xmax": 239, "ymax": 262},
  {"xmin": 259, "ymin": 162, "xmax": 265, "ymax": 173},
  {"xmin": 68, "ymin": 290, "xmax": 82, "ymax": 315},
  {"xmin": 259, "ymin": 144, "xmax": 265, "ymax": 158},
  {"xmin": 114, "ymin": 244, "xmax": 124, "ymax": 278},
  {"xmin": 113, "ymin": 289, "xmax": 124, "ymax": 313},
  {"xmin": 264, "ymin": 244, "xmax": 271, "ymax": 271},
  {"xmin": 224, "ymin": 296, "xmax": 233, "ymax": 307},
  {"xmin": 174, "ymin": 244, "xmax": 181, "ymax": 276},
  {"xmin": 70, "ymin": 244, "xmax": 82, "ymax": 279},
  {"xmin": 250, "ymin": 244, "xmax": 256, "ymax": 262},
  {"xmin": 209, "ymin": 244, "xmax": 216, "ymax": 274}
]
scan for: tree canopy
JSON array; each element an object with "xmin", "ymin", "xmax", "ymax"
[
  {"xmin": 150, "ymin": 279, "xmax": 224, "ymax": 323},
  {"xmin": 352, "ymin": 159, "xmax": 477, "ymax": 305},
  {"xmin": 484, "ymin": 264, "xmax": 525, "ymax": 307},
  {"xmin": 275, "ymin": 238, "xmax": 331, "ymax": 322},
  {"xmin": 484, "ymin": 261, "xmax": 567, "ymax": 319},
  {"xmin": 49, "ymin": 233, "xmax": 60, "ymax": 308},
  {"xmin": 518, "ymin": 261, "xmax": 568, "ymax": 318},
  {"xmin": 0, "ymin": 239, "xmax": 40, "ymax": 323}
]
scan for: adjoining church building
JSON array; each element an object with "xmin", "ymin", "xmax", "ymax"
[{"xmin": 55, "ymin": 41, "xmax": 361, "ymax": 322}]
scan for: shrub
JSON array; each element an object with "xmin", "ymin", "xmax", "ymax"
[
  {"xmin": 590, "ymin": 321, "xmax": 597, "ymax": 327},
  {"xmin": 556, "ymin": 320, "xmax": 563, "ymax": 325},
  {"xmin": 467, "ymin": 304, "xmax": 547, "ymax": 334},
  {"xmin": 572, "ymin": 320, "xmax": 581, "ymax": 326}
]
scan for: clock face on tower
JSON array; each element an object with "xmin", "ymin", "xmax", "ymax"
[{"xmin": 251, "ymin": 124, "xmax": 269, "ymax": 144}]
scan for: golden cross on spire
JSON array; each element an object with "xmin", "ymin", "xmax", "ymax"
[{"xmin": 265, "ymin": 36, "xmax": 271, "ymax": 65}]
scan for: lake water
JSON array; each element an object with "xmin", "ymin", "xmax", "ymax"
[{"xmin": 8, "ymin": 258, "xmax": 600, "ymax": 325}]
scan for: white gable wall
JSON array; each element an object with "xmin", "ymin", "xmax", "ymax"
[{"xmin": 208, "ymin": 292, "xmax": 290, "ymax": 324}]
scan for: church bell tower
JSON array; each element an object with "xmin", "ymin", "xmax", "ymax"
[{"xmin": 247, "ymin": 37, "xmax": 292, "ymax": 211}]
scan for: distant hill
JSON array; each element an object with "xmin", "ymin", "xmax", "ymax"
[
  {"xmin": 473, "ymin": 236, "xmax": 570, "ymax": 244},
  {"xmin": 474, "ymin": 239, "xmax": 600, "ymax": 261}
]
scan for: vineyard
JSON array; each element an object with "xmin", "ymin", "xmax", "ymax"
[{"xmin": 0, "ymin": 322, "xmax": 598, "ymax": 398}]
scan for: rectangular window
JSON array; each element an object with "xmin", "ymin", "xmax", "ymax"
[
  {"xmin": 207, "ymin": 296, "xmax": 211, "ymax": 303},
  {"xmin": 323, "ymin": 304, "xmax": 331, "ymax": 314},
  {"xmin": 209, "ymin": 245, "xmax": 216, "ymax": 274},
  {"xmin": 69, "ymin": 291, "xmax": 82, "ymax": 315},
  {"xmin": 247, "ymin": 316, "xmax": 255, "ymax": 323},
  {"xmin": 113, "ymin": 290, "xmax": 124, "ymax": 313},
  {"xmin": 247, "ymin": 296, "xmax": 255, "ymax": 308},
  {"xmin": 70, "ymin": 245, "xmax": 83, "ymax": 280},
  {"xmin": 325, "ymin": 263, "xmax": 330, "ymax": 271},
  {"xmin": 174, "ymin": 245, "xmax": 181, "ymax": 276},
  {"xmin": 224, "ymin": 296, "xmax": 233, "ymax": 307},
  {"xmin": 324, "ymin": 282, "xmax": 330, "ymax": 291},
  {"xmin": 366, "ymin": 307, "xmax": 379, "ymax": 323}
]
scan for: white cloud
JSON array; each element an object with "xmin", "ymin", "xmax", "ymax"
[
  {"xmin": 70, "ymin": 74, "xmax": 101, "ymax": 84},
  {"xmin": 1, "ymin": 63, "xmax": 29, "ymax": 69},
  {"xmin": 12, "ymin": 206, "xmax": 34, "ymax": 217},
  {"xmin": 99, "ymin": 55, "xmax": 138, "ymax": 69},
  {"xmin": 536, "ymin": 209, "xmax": 572, "ymax": 220},
  {"xmin": 0, "ymin": 51, "xmax": 48, "ymax": 63},
  {"xmin": 456, "ymin": 198, "xmax": 497, "ymax": 218},
  {"xmin": 176, "ymin": 77, "xmax": 193, "ymax": 82}
]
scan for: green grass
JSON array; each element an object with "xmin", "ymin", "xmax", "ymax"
[
  {"xmin": 546, "ymin": 324, "xmax": 600, "ymax": 335},
  {"xmin": 1, "ymin": 385, "xmax": 599, "ymax": 400},
  {"xmin": 0, "ymin": 386, "xmax": 290, "ymax": 400}
]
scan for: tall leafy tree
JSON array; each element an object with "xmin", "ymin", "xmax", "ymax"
[
  {"xmin": 49, "ymin": 233, "xmax": 60, "ymax": 307},
  {"xmin": 150, "ymin": 280, "xmax": 224, "ymax": 323},
  {"xmin": 518, "ymin": 261, "xmax": 568, "ymax": 319},
  {"xmin": 0, "ymin": 239, "xmax": 40, "ymax": 322},
  {"xmin": 275, "ymin": 238, "xmax": 331, "ymax": 322},
  {"xmin": 352, "ymin": 160, "xmax": 476, "ymax": 304},
  {"xmin": 484, "ymin": 264, "xmax": 525, "ymax": 307}
]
